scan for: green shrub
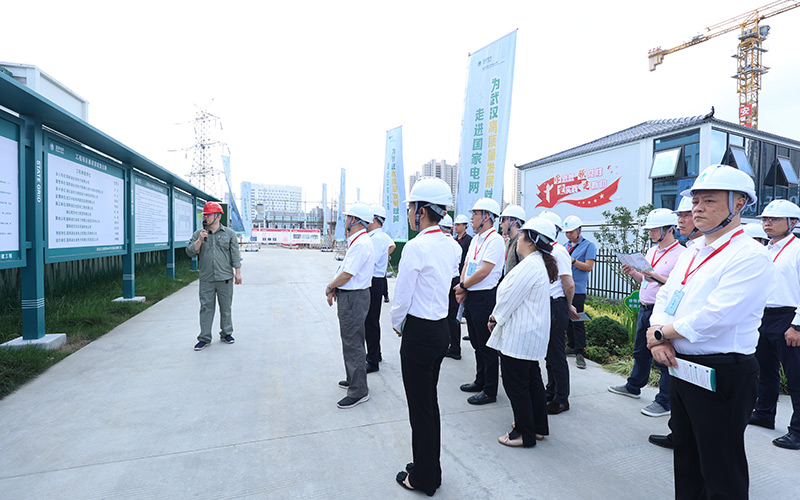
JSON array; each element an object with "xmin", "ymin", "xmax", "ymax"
[{"xmin": 586, "ymin": 316, "xmax": 629, "ymax": 356}]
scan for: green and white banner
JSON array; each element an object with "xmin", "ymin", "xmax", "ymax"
[{"xmin": 382, "ymin": 126, "xmax": 407, "ymax": 240}]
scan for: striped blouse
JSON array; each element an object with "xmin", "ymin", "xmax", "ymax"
[{"xmin": 486, "ymin": 251, "xmax": 551, "ymax": 361}]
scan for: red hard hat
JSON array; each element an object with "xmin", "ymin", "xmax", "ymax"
[{"xmin": 203, "ymin": 202, "xmax": 223, "ymax": 214}]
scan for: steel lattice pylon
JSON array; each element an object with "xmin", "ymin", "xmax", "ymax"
[{"xmin": 187, "ymin": 108, "xmax": 224, "ymax": 198}]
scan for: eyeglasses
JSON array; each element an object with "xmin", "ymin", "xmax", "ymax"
[{"xmin": 761, "ymin": 217, "xmax": 782, "ymax": 223}]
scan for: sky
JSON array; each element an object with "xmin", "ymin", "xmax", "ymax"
[{"xmin": 3, "ymin": 0, "xmax": 800, "ymax": 210}]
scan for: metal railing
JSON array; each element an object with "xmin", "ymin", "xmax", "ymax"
[{"xmin": 587, "ymin": 248, "xmax": 635, "ymax": 301}]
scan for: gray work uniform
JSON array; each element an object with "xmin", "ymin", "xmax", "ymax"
[{"xmin": 186, "ymin": 225, "xmax": 242, "ymax": 343}]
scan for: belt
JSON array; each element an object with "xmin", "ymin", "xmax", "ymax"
[
  {"xmin": 639, "ymin": 303, "xmax": 654, "ymax": 311},
  {"xmin": 550, "ymin": 296, "xmax": 566, "ymax": 302},
  {"xmin": 763, "ymin": 306, "xmax": 796, "ymax": 315},
  {"xmin": 336, "ymin": 288, "xmax": 366, "ymax": 293},
  {"xmin": 677, "ymin": 353, "xmax": 755, "ymax": 365}
]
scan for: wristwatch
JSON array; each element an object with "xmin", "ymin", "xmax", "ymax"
[
  {"xmin": 654, "ymin": 327, "xmax": 665, "ymax": 342},
  {"xmin": 459, "ymin": 281, "xmax": 467, "ymax": 290},
  {"xmin": 792, "ymin": 324, "xmax": 800, "ymax": 331}
]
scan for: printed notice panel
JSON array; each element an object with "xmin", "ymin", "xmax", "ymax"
[
  {"xmin": 134, "ymin": 175, "xmax": 169, "ymax": 248},
  {"xmin": 0, "ymin": 119, "xmax": 20, "ymax": 264},
  {"xmin": 46, "ymin": 137, "xmax": 125, "ymax": 261},
  {"xmin": 173, "ymin": 191, "xmax": 194, "ymax": 245}
]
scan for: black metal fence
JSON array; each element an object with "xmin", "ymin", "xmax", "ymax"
[{"xmin": 587, "ymin": 248, "xmax": 635, "ymax": 301}]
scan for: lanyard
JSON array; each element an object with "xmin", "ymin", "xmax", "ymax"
[
  {"xmin": 772, "ymin": 236, "xmax": 795, "ymax": 263},
  {"xmin": 681, "ymin": 229, "xmax": 743, "ymax": 286},
  {"xmin": 568, "ymin": 240, "xmax": 579, "ymax": 255},
  {"xmin": 348, "ymin": 231, "xmax": 366, "ymax": 249},
  {"xmin": 423, "ymin": 228, "xmax": 442, "ymax": 236},
  {"xmin": 650, "ymin": 241, "xmax": 680, "ymax": 268},
  {"xmin": 473, "ymin": 229, "xmax": 496, "ymax": 260}
]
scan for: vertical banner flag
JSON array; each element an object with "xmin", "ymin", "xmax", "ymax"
[
  {"xmin": 335, "ymin": 168, "xmax": 346, "ymax": 241},
  {"xmin": 322, "ymin": 183, "xmax": 328, "ymax": 236},
  {"xmin": 382, "ymin": 126, "xmax": 408, "ymax": 240},
  {"xmin": 456, "ymin": 30, "xmax": 517, "ymax": 214},
  {"xmin": 221, "ymin": 155, "xmax": 247, "ymax": 235}
]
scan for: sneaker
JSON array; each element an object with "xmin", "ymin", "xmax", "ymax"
[
  {"xmin": 194, "ymin": 341, "xmax": 209, "ymax": 351},
  {"xmin": 565, "ymin": 347, "xmax": 576, "ymax": 356},
  {"xmin": 337, "ymin": 394, "xmax": 369, "ymax": 409},
  {"xmin": 221, "ymin": 334, "xmax": 235, "ymax": 344},
  {"xmin": 338, "ymin": 380, "xmax": 349, "ymax": 389},
  {"xmin": 608, "ymin": 385, "xmax": 640, "ymax": 398},
  {"xmin": 641, "ymin": 401, "xmax": 670, "ymax": 417},
  {"xmin": 575, "ymin": 354, "xmax": 586, "ymax": 369}
]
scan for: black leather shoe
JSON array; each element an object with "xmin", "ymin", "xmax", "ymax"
[
  {"xmin": 648, "ymin": 433, "xmax": 674, "ymax": 449},
  {"xmin": 467, "ymin": 391, "xmax": 497, "ymax": 405},
  {"xmin": 366, "ymin": 364, "xmax": 379, "ymax": 373},
  {"xmin": 773, "ymin": 432, "xmax": 800, "ymax": 450},
  {"xmin": 462, "ymin": 335, "xmax": 470, "ymax": 341},
  {"xmin": 445, "ymin": 350, "xmax": 462, "ymax": 360},
  {"xmin": 546, "ymin": 401, "xmax": 570, "ymax": 414},
  {"xmin": 460, "ymin": 382, "xmax": 483, "ymax": 393},
  {"xmin": 748, "ymin": 414, "xmax": 775, "ymax": 429}
]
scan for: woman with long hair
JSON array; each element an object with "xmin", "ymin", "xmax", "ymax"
[{"xmin": 487, "ymin": 217, "xmax": 559, "ymax": 447}]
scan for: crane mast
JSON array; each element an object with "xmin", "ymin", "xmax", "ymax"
[{"xmin": 648, "ymin": 0, "xmax": 800, "ymax": 129}]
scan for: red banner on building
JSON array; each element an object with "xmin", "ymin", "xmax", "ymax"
[{"xmin": 535, "ymin": 165, "xmax": 620, "ymax": 209}]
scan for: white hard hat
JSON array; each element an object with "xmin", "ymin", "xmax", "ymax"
[
  {"xmin": 643, "ymin": 208, "xmax": 679, "ymax": 229},
  {"xmin": 500, "ymin": 204, "xmax": 526, "ymax": 222},
  {"xmin": 757, "ymin": 199, "xmax": 800, "ymax": 219},
  {"xmin": 562, "ymin": 215, "xmax": 583, "ymax": 231},
  {"xmin": 404, "ymin": 177, "xmax": 452, "ymax": 207},
  {"xmin": 439, "ymin": 214, "xmax": 454, "ymax": 228},
  {"xmin": 673, "ymin": 196, "xmax": 693, "ymax": 214},
  {"xmin": 371, "ymin": 204, "xmax": 387, "ymax": 220},
  {"xmin": 538, "ymin": 210, "xmax": 563, "ymax": 231},
  {"xmin": 680, "ymin": 164, "xmax": 757, "ymax": 206},
  {"xmin": 743, "ymin": 223, "xmax": 769, "ymax": 240},
  {"xmin": 470, "ymin": 197, "xmax": 501, "ymax": 216},
  {"xmin": 454, "ymin": 214, "xmax": 470, "ymax": 224},
  {"xmin": 343, "ymin": 202, "xmax": 374, "ymax": 223},
  {"xmin": 521, "ymin": 217, "xmax": 557, "ymax": 244}
]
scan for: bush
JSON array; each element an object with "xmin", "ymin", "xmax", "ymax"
[{"xmin": 586, "ymin": 316, "xmax": 629, "ymax": 356}]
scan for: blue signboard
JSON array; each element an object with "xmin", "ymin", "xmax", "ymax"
[{"xmin": 0, "ymin": 111, "xmax": 24, "ymax": 269}]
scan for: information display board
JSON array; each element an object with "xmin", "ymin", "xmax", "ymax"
[
  {"xmin": 0, "ymin": 114, "xmax": 22, "ymax": 268},
  {"xmin": 196, "ymin": 199, "xmax": 205, "ymax": 234},
  {"xmin": 45, "ymin": 135, "xmax": 126, "ymax": 262},
  {"xmin": 173, "ymin": 190, "xmax": 194, "ymax": 247},
  {"xmin": 134, "ymin": 174, "xmax": 169, "ymax": 251}
]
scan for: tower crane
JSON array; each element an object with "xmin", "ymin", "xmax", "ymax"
[{"xmin": 648, "ymin": 0, "xmax": 800, "ymax": 129}]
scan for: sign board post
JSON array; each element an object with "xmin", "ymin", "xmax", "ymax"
[
  {"xmin": 166, "ymin": 185, "xmax": 175, "ymax": 279},
  {"xmin": 117, "ymin": 166, "xmax": 143, "ymax": 302}
]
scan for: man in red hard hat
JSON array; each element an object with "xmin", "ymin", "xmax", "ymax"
[{"xmin": 186, "ymin": 201, "xmax": 243, "ymax": 351}]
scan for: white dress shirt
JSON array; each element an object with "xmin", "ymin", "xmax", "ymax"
[
  {"xmin": 445, "ymin": 234, "xmax": 462, "ymax": 278},
  {"xmin": 651, "ymin": 226, "xmax": 775, "ymax": 355},
  {"xmin": 337, "ymin": 229, "xmax": 374, "ymax": 290},
  {"xmin": 549, "ymin": 243, "xmax": 572, "ymax": 299},
  {"xmin": 391, "ymin": 226, "xmax": 461, "ymax": 331},
  {"xmin": 487, "ymin": 252, "xmax": 551, "ymax": 361},
  {"xmin": 369, "ymin": 228, "xmax": 394, "ymax": 278},
  {"xmin": 764, "ymin": 235, "xmax": 800, "ymax": 323},
  {"xmin": 463, "ymin": 229, "xmax": 505, "ymax": 290}
]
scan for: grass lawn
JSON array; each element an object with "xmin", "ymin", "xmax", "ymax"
[{"xmin": 0, "ymin": 256, "xmax": 197, "ymax": 400}]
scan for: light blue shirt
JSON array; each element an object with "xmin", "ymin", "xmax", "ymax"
[{"xmin": 567, "ymin": 236, "xmax": 596, "ymax": 294}]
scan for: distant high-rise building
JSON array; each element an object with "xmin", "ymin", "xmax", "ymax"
[
  {"xmin": 409, "ymin": 159, "xmax": 458, "ymax": 202},
  {"xmin": 511, "ymin": 167, "xmax": 522, "ymax": 206}
]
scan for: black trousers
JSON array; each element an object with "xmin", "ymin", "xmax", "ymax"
[
  {"xmin": 672, "ymin": 353, "xmax": 758, "ymax": 500},
  {"xmin": 365, "ymin": 277, "xmax": 387, "ymax": 367},
  {"xmin": 464, "ymin": 287, "xmax": 498, "ymax": 397},
  {"xmin": 501, "ymin": 354, "xmax": 549, "ymax": 446},
  {"xmin": 400, "ymin": 315, "xmax": 449, "ymax": 496},
  {"xmin": 754, "ymin": 308, "xmax": 800, "ymax": 435},
  {"xmin": 447, "ymin": 276, "xmax": 461, "ymax": 354},
  {"xmin": 565, "ymin": 293, "xmax": 586, "ymax": 354},
  {"xmin": 545, "ymin": 297, "xmax": 570, "ymax": 403}
]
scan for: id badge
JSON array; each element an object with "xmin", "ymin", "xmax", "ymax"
[
  {"xmin": 640, "ymin": 279, "xmax": 648, "ymax": 294},
  {"xmin": 664, "ymin": 289, "xmax": 685, "ymax": 315},
  {"xmin": 466, "ymin": 261, "xmax": 477, "ymax": 278}
]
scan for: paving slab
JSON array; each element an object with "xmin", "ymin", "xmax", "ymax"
[{"xmin": 0, "ymin": 247, "xmax": 796, "ymax": 499}]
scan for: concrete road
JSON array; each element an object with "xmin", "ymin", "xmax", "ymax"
[{"xmin": 0, "ymin": 247, "xmax": 796, "ymax": 499}]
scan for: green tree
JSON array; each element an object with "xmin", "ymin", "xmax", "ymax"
[{"xmin": 594, "ymin": 203, "xmax": 654, "ymax": 287}]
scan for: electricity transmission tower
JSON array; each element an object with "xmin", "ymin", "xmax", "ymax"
[{"xmin": 186, "ymin": 107, "xmax": 226, "ymax": 197}]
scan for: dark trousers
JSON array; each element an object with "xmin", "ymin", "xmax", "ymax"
[
  {"xmin": 627, "ymin": 305, "xmax": 671, "ymax": 409},
  {"xmin": 545, "ymin": 297, "xmax": 570, "ymax": 403},
  {"xmin": 566, "ymin": 293, "xmax": 586, "ymax": 354},
  {"xmin": 365, "ymin": 277, "xmax": 387, "ymax": 367},
  {"xmin": 464, "ymin": 288, "xmax": 499, "ymax": 397},
  {"xmin": 400, "ymin": 315, "xmax": 449, "ymax": 496},
  {"xmin": 672, "ymin": 353, "xmax": 758, "ymax": 500},
  {"xmin": 447, "ymin": 276, "xmax": 461, "ymax": 355},
  {"xmin": 501, "ymin": 354, "xmax": 549, "ymax": 446},
  {"xmin": 754, "ymin": 308, "xmax": 800, "ymax": 435}
]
